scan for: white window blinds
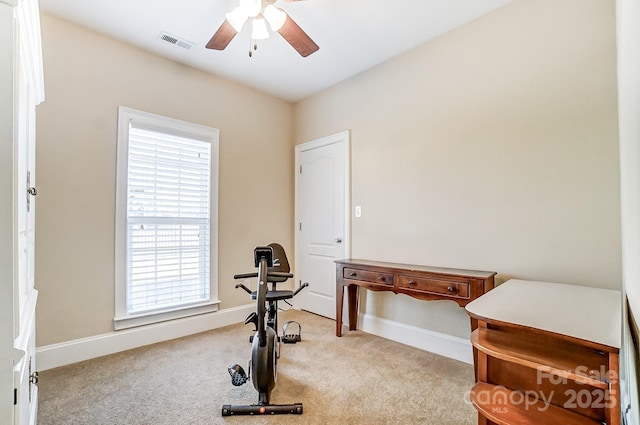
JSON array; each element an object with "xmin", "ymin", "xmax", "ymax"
[{"xmin": 125, "ymin": 124, "xmax": 212, "ymax": 315}]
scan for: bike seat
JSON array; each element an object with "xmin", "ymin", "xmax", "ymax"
[
  {"xmin": 250, "ymin": 290, "xmax": 294, "ymax": 302},
  {"xmin": 267, "ymin": 243, "xmax": 290, "ymax": 283}
]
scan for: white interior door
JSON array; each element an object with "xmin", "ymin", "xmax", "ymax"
[
  {"xmin": 4, "ymin": 1, "xmax": 44, "ymax": 423},
  {"xmin": 295, "ymin": 131, "xmax": 350, "ymax": 319},
  {"xmin": 14, "ymin": 60, "xmax": 39, "ymax": 425}
]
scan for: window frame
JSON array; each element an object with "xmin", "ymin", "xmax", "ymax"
[{"xmin": 114, "ymin": 106, "xmax": 219, "ymax": 330}]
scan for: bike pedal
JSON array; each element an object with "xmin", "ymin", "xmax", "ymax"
[
  {"xmin": 228, "ymin": 363, "xmax": 248, "ymax": 386},
  {"xmin": 282, "ymin": 321, "xmax": 302, "ymax": 344},
  {"xmin": 282, "ymin": 334, "xmax": 301, "ymax": 344}
]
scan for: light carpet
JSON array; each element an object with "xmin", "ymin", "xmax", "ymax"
[{"xmin": 38, "ymin": 310, "xmax": 477, "ymax": 424}]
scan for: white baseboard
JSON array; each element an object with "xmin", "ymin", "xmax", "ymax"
[
  {"xmin": 358, "ymin": 313, "xmax": 473, "ymax": 364},
  {"xmin": 36, "ymin": 304, "xmax": 254, "ymax": 371},
  {"xmin": 37, "ymin": 306, "xmax": 473, "ymax": 371}
]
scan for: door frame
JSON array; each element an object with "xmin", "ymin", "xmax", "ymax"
[{"xmin": 294, "ymin": 130, "xmax": 351, "ymax": 307}]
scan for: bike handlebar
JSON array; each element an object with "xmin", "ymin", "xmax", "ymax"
[
  {"xmin": 233, "ymin": 271, "xmax": 294, "ymax": 280},
  {"xmin": 292, "ymin": 282, "xmax": 309, "ymax": 297}
]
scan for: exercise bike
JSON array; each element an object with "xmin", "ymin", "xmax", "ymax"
[{"xmin": 221, "ymin": 244, "xmax": 308, "ymax": 416}]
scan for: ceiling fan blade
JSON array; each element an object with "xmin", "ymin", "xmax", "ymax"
[
  {"xmin": 277, "ymin": 13, "xmax": 319, "ymax": 57},
  {"xmin": 206, "ymin": 20, "xmax": 237, "ymax": 50}
]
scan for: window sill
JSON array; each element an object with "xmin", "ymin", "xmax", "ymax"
[{"xmin": 113, "ymin": 301, "xmax": 220, "ymax": 331}]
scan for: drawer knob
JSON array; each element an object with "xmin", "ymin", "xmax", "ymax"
[
  {"xmin": 408, "ymin": 280, "xmax": 416, "ymax": 285},
  {"xmin": 447, "ymin": 286, "xmax": 455, "ymax": 292},
  {"xmin": 377, "ymin": 276, "xmax": 386, "ymax": 282},
  {"xmin": 350, "ymin": 272, "xmax": 357, "ymax": 277}
]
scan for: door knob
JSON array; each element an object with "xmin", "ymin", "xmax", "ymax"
[
  {"xmin": 28, "ymin": 187, "xmax": 37, "ymax": 196},
  {"xmin": 335, "ymin": 238, "xmax": 342, "ymax": 244}
]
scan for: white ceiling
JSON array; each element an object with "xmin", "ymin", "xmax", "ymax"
[{"xmin": 38, "ymin": 0, "xmax": 513, "ymax": 102}]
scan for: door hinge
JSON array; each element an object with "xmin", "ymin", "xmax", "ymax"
[
  {"xmin": 299, "ymin": 165, "xmax": 302, "ymax": 174},
  {"xmin": 299, "ymin": 222, "xmax": 302, "ymax": 231},
  {"xmin": 14, "ymin": 388, "xmax": 17, "ymax": 405}
]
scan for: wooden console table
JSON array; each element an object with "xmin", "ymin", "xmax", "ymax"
[
  {"xmin": 335, "ymin": 259, "xmax": 496, "ymax": 337},
  {"xmin": 465, "ymin": 279, "xmax": 621, "ymax": 425}
]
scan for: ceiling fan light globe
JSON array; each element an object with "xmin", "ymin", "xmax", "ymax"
[
  {"xmin": 225, "ymin": 6, "xmax": 249, "ymax": 32},
  {"xmin": 263, "ymin": 5, "xmax": 286, "ymax": 32},
  {"xmin": 251, "ymin": 17, "xmax": 271, "ymax": 40},
  {"xmin": 239, "ymin": 0, "xmax": 262, "ymax": 18}
]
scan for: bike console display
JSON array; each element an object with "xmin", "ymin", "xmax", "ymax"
[{"xmin": 254, "ymin": 246, "xmax": 274, "ymax": 268}]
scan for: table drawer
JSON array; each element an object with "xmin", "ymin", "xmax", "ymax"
[
  {"xmin": 398, "ymin": 275, "xmax": 470, "ymax": 298},
  {"xmin": 343, "ymin": 267, "xmax": 393, "ymax": 286}
]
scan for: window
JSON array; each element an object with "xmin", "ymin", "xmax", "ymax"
[{"xmin": 114, "ymin": 107, "xmax": 219, "ymax": 330}]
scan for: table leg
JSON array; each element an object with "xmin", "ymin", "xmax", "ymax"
[
  {"xmin": 347, "ymin": 284, "xmax": 359, "ymax": 331},
  {"xmin": 336, "ymin": 283, "xmax": 344, "ymax": 337}
]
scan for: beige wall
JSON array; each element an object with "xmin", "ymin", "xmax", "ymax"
[
  {"xmin": 35, "ymin": 14, "xmax": 294, "ymax": 346},
  {"xmin": 36, "ymin": 0, "xmax": 622, "ymax": 347},
  {"xmin": 294, "ymin": 0, "xmax": 621, "ymax": 338}
]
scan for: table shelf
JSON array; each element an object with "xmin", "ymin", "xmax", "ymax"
[
  {"xmin": 471, "ymin": 327, "xmax": 609, "ymax": 390},
  {"xmin": 470, "ymin": 382, "xmax": 603, "ymax": 425}
]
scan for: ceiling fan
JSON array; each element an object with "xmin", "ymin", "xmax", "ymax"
[{"xmin": 205, "ymin": 0, "xmax": 319, "ymax": 57}]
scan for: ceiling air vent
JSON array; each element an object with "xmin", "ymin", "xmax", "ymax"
[{"xmin": 158, "ymin": 32, "xmax": 194, "ymax": 50}]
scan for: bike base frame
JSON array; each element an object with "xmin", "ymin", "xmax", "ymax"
[{"xmin": 221, "ymin": 403, "xmax": 303, "ymax": 416}]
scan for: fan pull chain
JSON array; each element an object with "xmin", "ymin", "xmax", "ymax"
[{"xmin": 248, "ymin": 38, "xmax": 259, "ymax": 58}]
